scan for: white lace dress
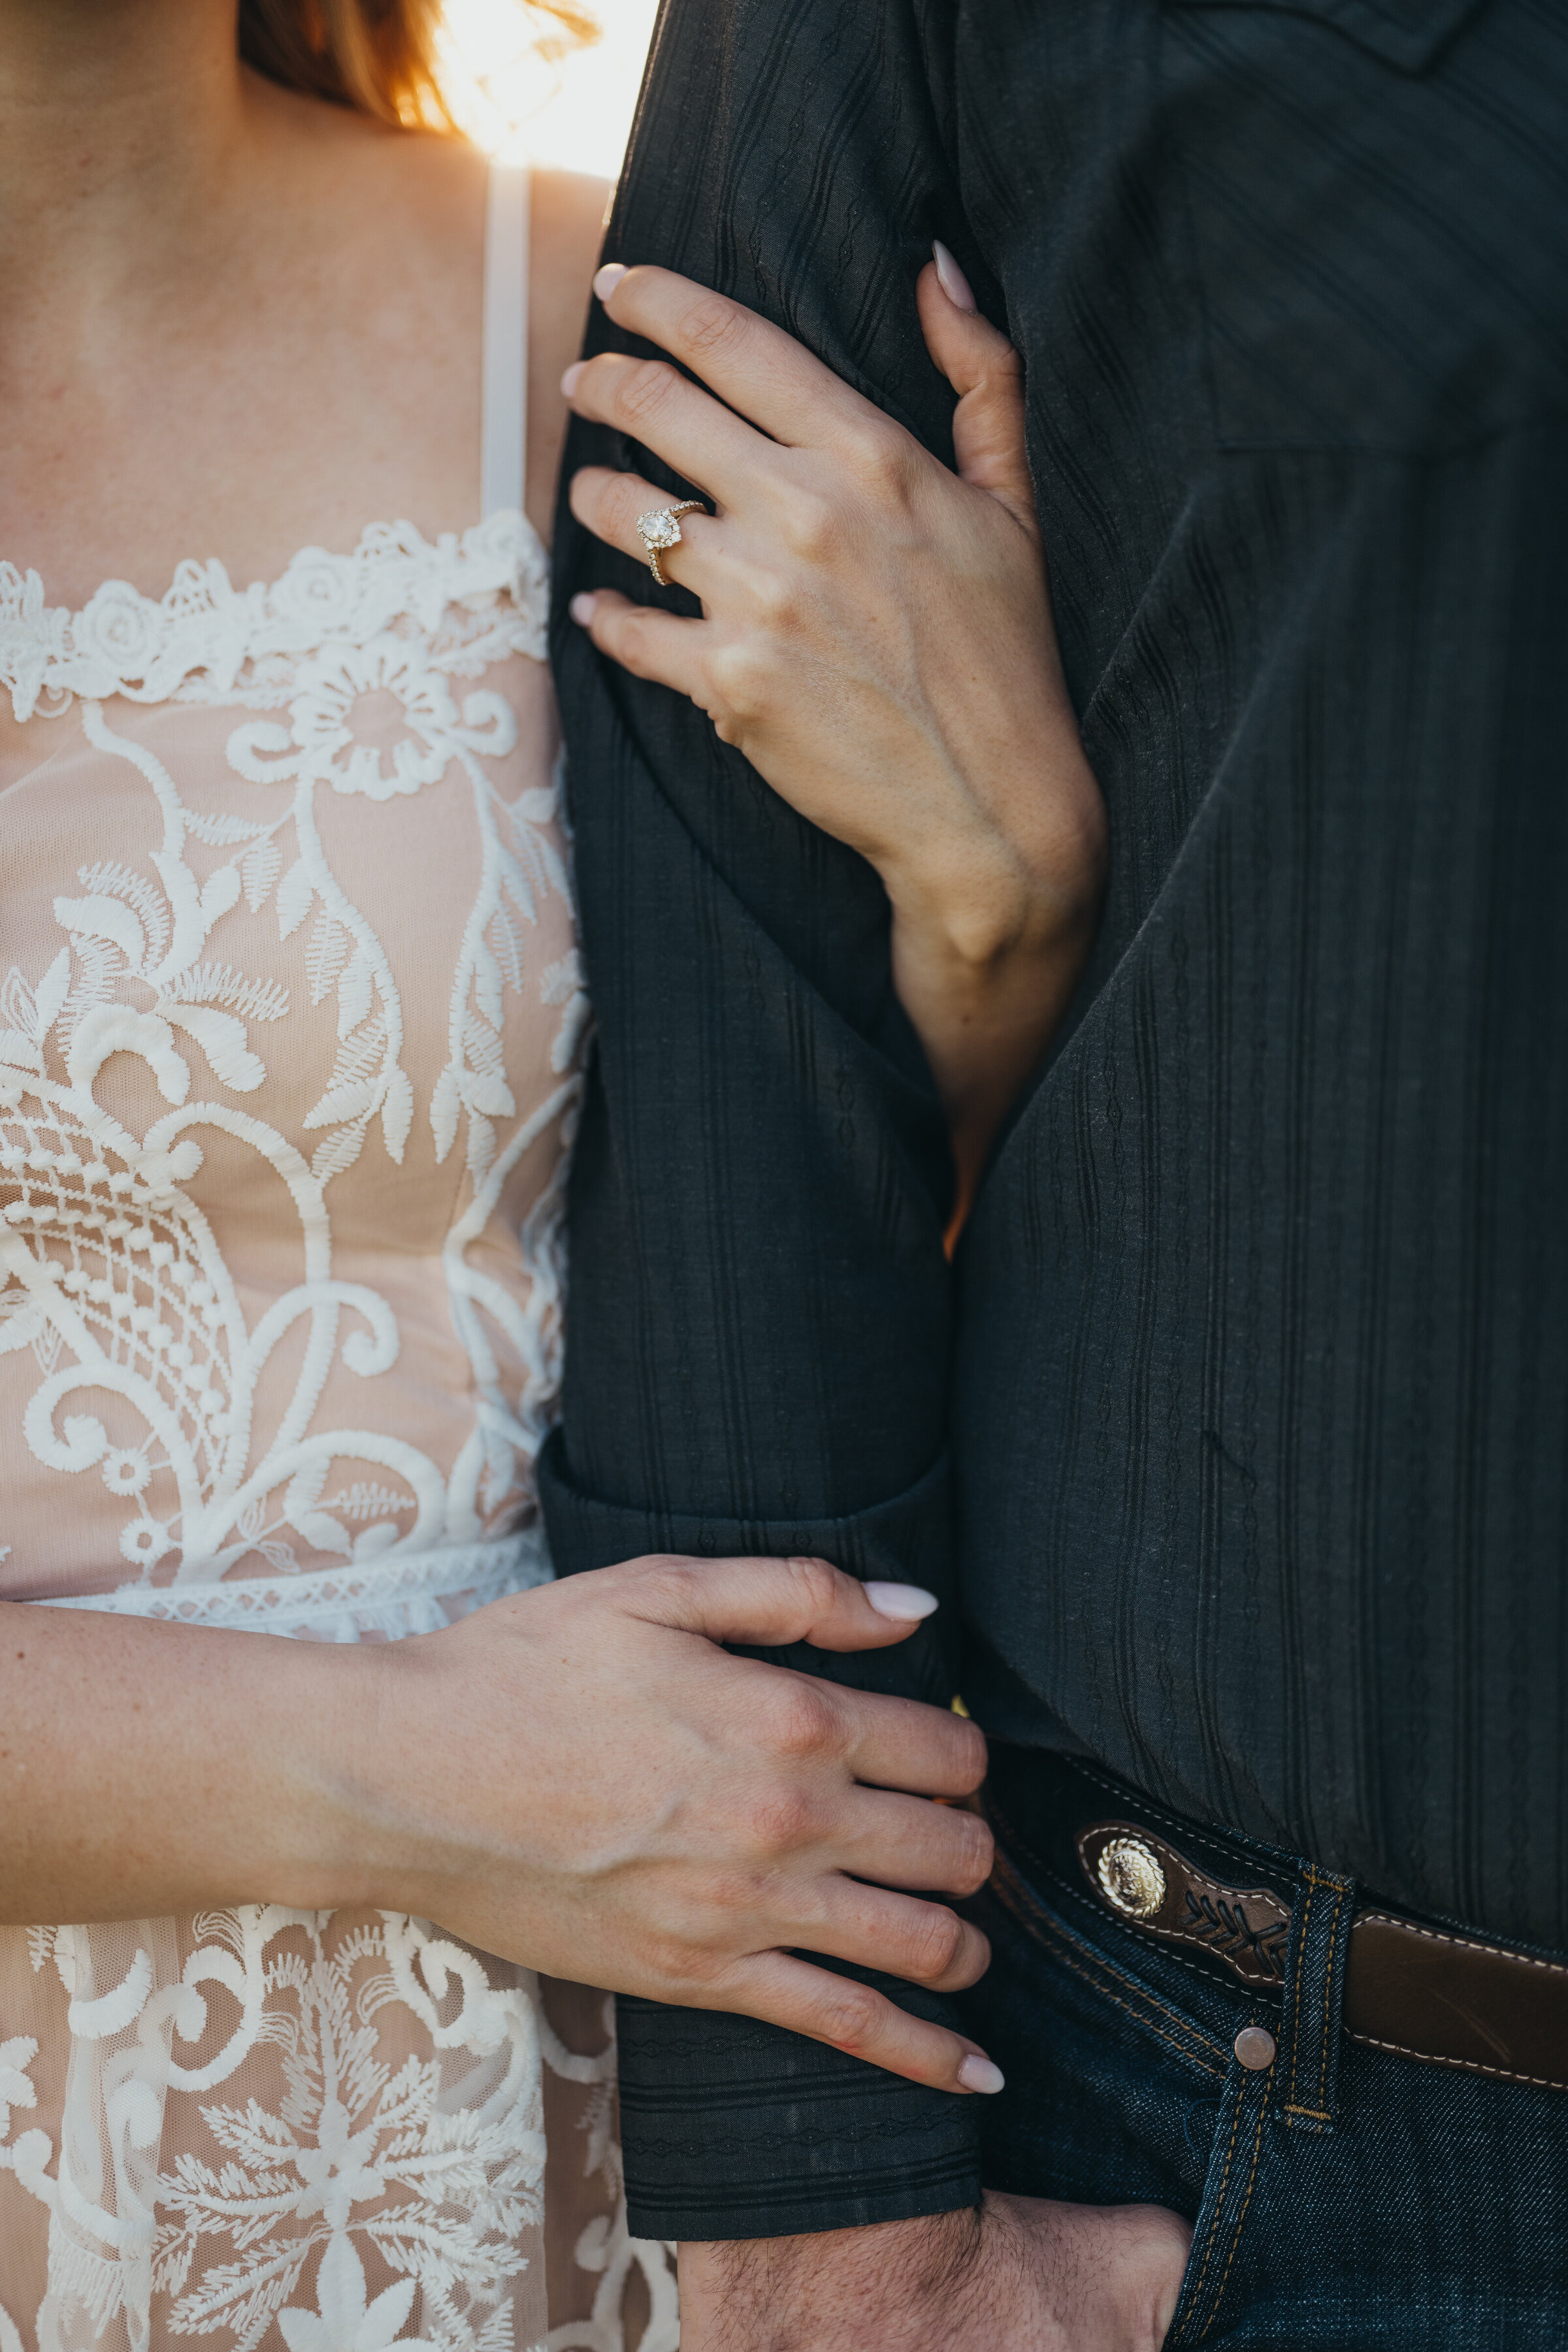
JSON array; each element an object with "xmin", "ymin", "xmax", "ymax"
[{"xmin": 0, "ymin": 171, "xmax": 678, "ymax": 2352}]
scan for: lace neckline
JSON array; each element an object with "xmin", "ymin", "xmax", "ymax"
[{"xmin": 0, "ymin": 508, "xmax": 549, "ymax": 724}]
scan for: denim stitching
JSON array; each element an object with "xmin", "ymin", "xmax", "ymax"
[
  {"xmin": 990, "ymin": 1832, "xmax": 1230, "ymax": 2065},
  {"xmin": 990, "ymin": 1856, "xmax": 1225, "ymax": 2076},
  {"xmin": 987, "ymin": 1804, "xmax": 1232, "ymax": 2062},
  {"xmin": 1200, "ymin": 2082, "xmax": 1271, "ymax": 2337},
  {"xmin": 1177, "ymin": 2070, "xmax": 1250, "ymax": 2332},
  {"xmin": 989, "ymin": 1852, "xmax": 1228, "ymax": 2078},
  {"xmin": 1281, "ymin": 1865, "xmax": 1350, "ymax": 2125},
  {"xmin": 1284, "ymin": 1871, "xmax": 1316, "ymax": 2116},
  {"xmin": 992, "ymin": 1792, "xmax": 1294, "ymax": 2020},
  {"xmin": 1013, "ymin": 1835, "xmax": 1275, "ymax": 2008},
  {"xmin": 1314, "ymin": 1876, "xmax": 1348, "ymax": 2115},
  {"xmin": 1056, "ymin": 1759, "xmax": 1300, "ymax": 1887}
]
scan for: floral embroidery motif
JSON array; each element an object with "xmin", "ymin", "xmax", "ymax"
[
  {"xmin": 147, "ymin": 1912, "xmax": 543, "ymax": 2349},
  {"xmin": 0, "ymin": 518, "xmax": 586, "ymax": 1595},
  {"xmin": 0, "ymin": 519, "xmax": 674, "ymax": 2351},
  {"xmin": 0, "ymin": 516, "xmax": 546, "ymax": 724}
]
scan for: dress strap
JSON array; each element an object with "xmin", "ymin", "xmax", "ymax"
[{"xmin": 482, "ymin": 159, "xmax": 531, "ymax": 517}]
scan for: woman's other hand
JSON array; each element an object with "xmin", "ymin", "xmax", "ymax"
[{"xmin": 564, "ymin": 252, "xmax": 1105, "ymax": 1224}]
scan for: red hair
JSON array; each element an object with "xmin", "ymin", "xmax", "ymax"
[{"xmin": 238, "ymin": 0, "xmax": 595, "ymax": 130}]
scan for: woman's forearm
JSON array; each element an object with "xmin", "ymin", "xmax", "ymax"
[
  {"xmin": 0, "ymin": 1602, "xmax": 368, "ymax": 1924},
  {"xmin": 0, "ymin": 1563, "xmax": 1006, "ymax": 2096}
]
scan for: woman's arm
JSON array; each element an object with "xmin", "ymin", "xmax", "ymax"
[
  {"xmin": 561, "ymin": 253, "xmax": 1105, "ymax": 1220},
  {"xmin": 0, "ymin": 1559, "xmax": 1003, "ymax": 2092}
]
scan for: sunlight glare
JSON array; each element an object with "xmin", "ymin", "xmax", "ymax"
[{"xmin": 440, "ymin": 0, "xmax": 661, "ymax": 179}]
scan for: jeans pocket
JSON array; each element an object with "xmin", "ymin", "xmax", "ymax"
[
  {"xmin": 988, "ymin": 1848, "xmax": 1234, "ymax": 2085},
  {"xmin": 1161, "ymin": 2039, "xmax": 1277, "ymax": 2347},
  {"xmin": 983, "ymin": 1846, "xmax": 1279, "ymax": 2346}
]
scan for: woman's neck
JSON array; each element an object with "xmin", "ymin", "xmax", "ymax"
[{"xmin": 0, "ymin": 0, "xmax": 253, "ymax": 310}]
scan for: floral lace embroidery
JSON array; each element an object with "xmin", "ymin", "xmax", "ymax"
[
  {"xmin": 0, "ymin": 521, "xmax": 676, "ymax": 2350},
  {"xmin": 0, "ymin": 519, "xmax": 589, "ymax": 1595},
  {"xmin": 0, "ymin": 515, "xmax": 547, "ymax": 723},
  {"xmin": 0, "ymin": 1919, "xmax": 678, "ymax": 2352}
]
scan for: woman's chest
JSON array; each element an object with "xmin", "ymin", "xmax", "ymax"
[{"xmin": 1, "ymin": 608, "xmax": 585, "ymax": 1265}]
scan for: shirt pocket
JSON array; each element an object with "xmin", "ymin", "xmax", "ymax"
[{"xmin": 1159, "ymin": 0, "xmax": 1568, "ymax": 451}]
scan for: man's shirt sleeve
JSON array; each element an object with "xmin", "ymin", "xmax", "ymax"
[{"xmin": 541, "ymin": 0, "xmax": 988, "ymax": 2244}]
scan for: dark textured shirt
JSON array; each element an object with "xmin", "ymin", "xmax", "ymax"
[{"xmin": 542, "ymin": 0, "xmax": 1568, "ymax": 2242}]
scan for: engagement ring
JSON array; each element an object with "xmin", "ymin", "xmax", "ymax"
[{"xmin": 636, "ymin": 500, "xmax": 706, "ymax": 587}]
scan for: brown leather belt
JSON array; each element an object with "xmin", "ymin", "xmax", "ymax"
[{"xmin": 984, "ymin": 1748, "xmax": 1568, "ymax": 2095}]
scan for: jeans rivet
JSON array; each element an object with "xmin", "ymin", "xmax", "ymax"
[{"xmin": 1233, "ymin": 2025, "xmax": 1277, "ymax": 2070}]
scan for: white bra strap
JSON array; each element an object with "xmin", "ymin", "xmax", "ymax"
[{"xmin": 482, "ymin": 159, "xmax": 531, "ymax": 517}]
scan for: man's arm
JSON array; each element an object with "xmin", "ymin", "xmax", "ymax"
[{"xmin": 542, "ymin": 0, "xmax": 991, "ymax": 2243}]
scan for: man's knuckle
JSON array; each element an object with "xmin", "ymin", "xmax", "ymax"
[
  {"xmin": 956, "ymin": 1814, "xmax": 995, "ymax": 1891},
  {"xmin": 949, "ymin": 1720, "xmax": 988, "ymax": 1789}
]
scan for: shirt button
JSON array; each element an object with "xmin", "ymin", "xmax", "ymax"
[{"xmin": 1233, "ymin": 2026, "xmax": 1277, "ymax": 2071}]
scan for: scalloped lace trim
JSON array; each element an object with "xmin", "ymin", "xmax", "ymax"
[{"xmin": 0, "ymin": 510, "xmax": 549, "ymax": 722}]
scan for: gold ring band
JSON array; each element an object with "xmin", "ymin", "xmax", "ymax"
[{"xmin": 636, "ymin": 500, "xmax": 706, "ymax": 588}]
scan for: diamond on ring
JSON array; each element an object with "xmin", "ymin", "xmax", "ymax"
[{"xmin": 636, "ymin": 500, "xmax": 704, "ymax": 588}]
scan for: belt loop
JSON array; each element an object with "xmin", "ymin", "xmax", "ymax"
[{"xmin": 1277, "ymin": 1861, "xmax": 1355, "ymax": 2133}]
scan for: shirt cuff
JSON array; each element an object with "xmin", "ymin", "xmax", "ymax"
[
  {"xmin": 536, "ymin": 1435, "xmax": 977, "ymax": 2236},
  {"xmin": 616, "ymin": 1983, "xmax": 983, "ymax": 2242},
  {"xmin": 536, "ymin": 1431, "xmax": 957, "ymax": 1702}
]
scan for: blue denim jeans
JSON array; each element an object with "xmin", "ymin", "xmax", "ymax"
[{"xmin": 958, "ymin": 1755, "xmax": 1568, "ymax": 2347}]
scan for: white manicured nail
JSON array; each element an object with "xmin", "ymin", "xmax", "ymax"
[
  {"xmin": 561, "ymin": 361, "xmax": 585, "ymax": 399},
  {"xmin": 932, "ymin": 240, "xmax": 977, "ymax": 313},
  {"xmin": 864, "ymin": 1582, "xmax": 939, "ymax": 1620},
  {"xmin": 958, "ymin": 2054, "xmax": 1005, "ymax": 2094},
  {"xmin": 593, "ymin": 262, "xmax": 629, "ymax": 302},
  {"xmin": 570, "ymin": 593, "xmax": 597, "ymax": 625}
]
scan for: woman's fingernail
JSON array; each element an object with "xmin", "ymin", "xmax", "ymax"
[
  {"xmin": 561, "ymin": 361, "xmax": 585, "ymax": 399},
  {"xmin": 932, "ymin": 240, "xmax": 977, "ymax": 314},
  {"xmin": 864, "ymin": 1582, "xmax": 940, "ymax": 1620},
  {"xmin": 593, "ymin": 262, "xmax": 629, "ymax": 302},
  {"xmin": 570, "ymin": 593, "xmax": 598, "ymax": 626},
  {"xmin": 958, "ymin": 2053, "xmax": 1005, "ymax": 2095}
]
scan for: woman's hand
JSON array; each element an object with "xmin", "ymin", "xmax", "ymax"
[
  {"xmin": 1, "ymin": 1556, "xmax": 1000, "ymax": 2095},
  {"xmin": 357, "ymin": 1554, "xmax": 998, "ymax": 2091},
  {"xmin": 563, "ymin": 251, "xmax": 1105, "ymax": 1220}
]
